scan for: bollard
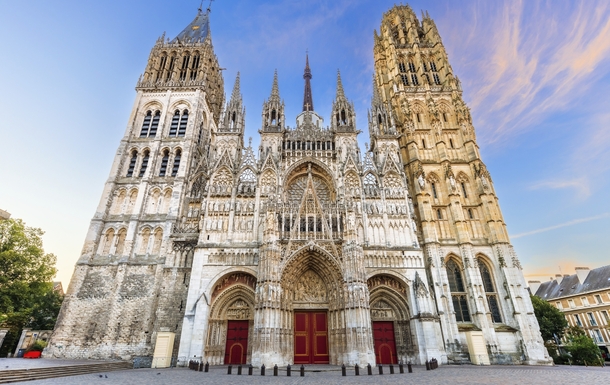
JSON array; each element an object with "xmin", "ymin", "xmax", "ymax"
[
  {"xmin": 237, "ymin": 365, "xmax": 242, "ymax": 375},
  {"xmin": 274, "ymin": 364, "xmax": 278, "ymax": 376},
  {"xmin": 367, "ymin": 363, "xmax": 372, "ymax": 375},
  {"xmin": 378, "ymin": 364, "xmax": 383, "ymax": 375},
  {"xmin": 205, "ymin": 362, "xmax": 209, "ymax": 372},
  {"xmin": 287, "ymin": 364, "xmax": 291, "ymax": 377},
  {"xmin": 426, "ymin": 360, "xmax": 430, "ymax": 371},
  {"xmin": 399, "ymin": 362, "xmax": 404, "ymax": 374},
  {"xmin": 300, "ymin": 364, "xmax": 305, "ymax": 377},
  {"xmin": 227, "ymin": 365, "xmax": 232, "ymax": 375},
  {"xmin": 407, "ymin": 362, "xmax": 412, "ymax": 373},
  {"xmin": 261, "ymin": 364, "xmax": 265, "ymax": 376},
  {"xmin": 248, "ymin": 364, "xmax": 253, "ymax": 375},
  {"xmin": 342, "ymin": 364, "xmax": 346, "ymax": 376},
  {"xmin": 355, "ymin": 364, "xmax": 360, "ymax": 376},
  {"xmin": 199, "ymin": 362, "xmax": 203, "ymax": 372},
  {"xmin": 389, "ymin": 364, "xmax": 394, "ymax": 374}
]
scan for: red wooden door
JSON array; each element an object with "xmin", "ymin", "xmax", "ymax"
[
  {"xmin": 224, "ymin": 320, "xmax": 249, "ymax": 364},
  {"xmin": 373, "ymin": 321, "xmax": 397, "ymax": 364},
  {"xmin": 294, "ymin": 312, "xmax": 329, "ymax": 364}
]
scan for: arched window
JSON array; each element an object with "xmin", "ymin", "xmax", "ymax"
[
  {"xmin": 156, "ymin": 54, "xmax": 167, "ymax": 81},
  {"xmin": 171, "ymin": 149, "xmax": 181, "ymax": 177},
  {"xmin": 101, "ymin": 229, "xmax": 114, "ymax": 255},
  {"xmin": 341, "ymin": 109, "xmax": 346, "ymax": 124},
  {"xmin": 140, "ymin": 111, "xmax": 152, "ymax": 137},
  {"xmin": 169, "ymin": 110, "xmax": 180, "ymax": 136},
  {"xmin": 436, "ymin": 208, "xmax": 442, "ymax": 219},
  {"xmin": 446, "ymin": 260, "xmax": 471, "ymax": 322},
  {"xmin": 139, "ymin": 228, "xmax": 151, "ymax": 254},
  {"xmin": 178, "ymin": 110, "xmax": 188, "ymax": 136},
  {"xmin": 115, "ymin": 228, "xmax": 127, "ymax": 256},
  {"xmin": 126, "ymin": 151, "xmax": 138, "ymax": 177},
  {"xmin": 159, "ymin": 150, "xmax": 169, "ymax": 176},
  {"xmin": 138, "ymin": 150, "xmax": 149, "ymax": 177},
  {"xmin": 190, "ymin": 54, "xmax": 200, "ymax": 80},
  {"xmin": 149, "ymin": 111, "xmax": 160, "ymax": 137},
  {"xmin": 478, "ymin": 259, "xmax": 502, "ymax": 323},
  {"xmin": 398, "ymin": 62, "xmax": 407, "ymax": 73},
  {"xmin": 166, "ymin": 56, "xmax": 176, "ymax": 81},
  {"xmin": 461, "ymin": 182, "xmax": 468, "ymax": 198},
  {"xmin": 179, "ymin": 54, "xmax": 190, "ymax": 81},
  {"xmin": 431, "ymin": 182, "xmax": 438, "ymax": 199}
]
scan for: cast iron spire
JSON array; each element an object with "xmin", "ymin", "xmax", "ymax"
[{"xmin": 302, "ymin": 53, "xmax": 314, "ymax": 112}]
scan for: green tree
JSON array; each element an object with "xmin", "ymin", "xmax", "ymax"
[
  {"xmin": 531, "ymin": 295, "xmax": 568, "ymax": 341},
  {"xmin": 564, "ymin": 326, "xmax": 603, "ymax": 365},
  {"xmin": 0, "ymin": 218, "xmax": 62, "ymax": 357}
]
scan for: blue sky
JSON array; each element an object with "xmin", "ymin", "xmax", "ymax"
[{"xmin": 1, "ymin": 1, "xmax": 609, "ymax": 287}]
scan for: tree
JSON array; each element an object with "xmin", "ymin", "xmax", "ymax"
[
  {"xmin": 564, "ymin": 326, "xmax": 603, "ymax": 365},
  {"xmin": 530, "ymin": 295, "xmax": 568, "ymax": 342},
  {"xmin": 0, "ymin": 218, "xmax": 62, "ymax": 357}
]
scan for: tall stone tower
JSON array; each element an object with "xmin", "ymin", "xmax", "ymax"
[
  {"xmin": 47, "ymin": 9, "xmax": 224, "ymax": 359},
  {"xmin": 372, "ymin": 5, "xmax": 550, "ymax": 364}
]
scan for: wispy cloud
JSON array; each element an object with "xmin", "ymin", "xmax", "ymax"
[
  {"xmin": 529, "ymin": 177, "xmax": 591, "ymax": 199},
  {"xmin": 512, "ymin": 213, "xmax": 610, "ymax": 239},
  {"xmin": 441, "ymin": 1, "xmax": 610, "ymax": 145}
]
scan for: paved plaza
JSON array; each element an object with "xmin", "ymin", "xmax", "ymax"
[{"xmin": 5, "ymin": 364, "xmax": 607, "ymax": 385}]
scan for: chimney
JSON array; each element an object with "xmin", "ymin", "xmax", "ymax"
[
  {"xmin": 555, "ymin": 274, "xmax": 563, "ymax": 285},
  {"xmin": 575, "ymin": 267, "xmax": 590, "ymax": 284},
  {"xmin": 528, "ymin": 281, "xmax": 541, "ymax": 295}
]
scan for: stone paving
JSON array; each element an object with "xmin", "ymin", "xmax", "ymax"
[
  {"xmin": 11, "ymin": 364, "xmax": 610, "ymax": 385},
  {"xmin": 0, "ymin": 358, "xmax": 115, "ymax": 370}
]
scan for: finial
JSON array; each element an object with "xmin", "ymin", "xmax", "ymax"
[
  {"xmin": 206, "ymin": 0, "xmax": 214, "ymax": 13},
  {"xmin": 248, "ymin": 137, "xmax": 252, "ymax": 147}
]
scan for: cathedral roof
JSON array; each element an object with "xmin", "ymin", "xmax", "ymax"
[{"xmin": 172, "ymin": 9, "xmax": 210, "ymax": 43}]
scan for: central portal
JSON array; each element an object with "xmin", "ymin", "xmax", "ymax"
[{"xmin": 294, "ymin": 312, "xmax": 329, "ymax": 364}]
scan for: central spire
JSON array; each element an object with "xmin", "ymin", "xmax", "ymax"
[{"xmin": 302, "ymin": 53, "xmax": 314, "ymax": 112}]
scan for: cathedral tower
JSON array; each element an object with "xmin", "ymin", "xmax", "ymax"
[
  {"xmin": 372, "ymin": 5, "xmax": 550, "ymax": 364},
  {"xmin": 48, "ymin": 8, "xmax": 224, "ymax": 360}
]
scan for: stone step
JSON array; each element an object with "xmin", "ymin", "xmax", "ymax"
[{"xmin": 0, "ymin": 361, "xmax": 132, "ymax": 384}]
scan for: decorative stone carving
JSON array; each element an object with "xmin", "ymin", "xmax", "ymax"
[{"xmin": 293, "ymin": 270, "xmax": 327, "ymax": 302}]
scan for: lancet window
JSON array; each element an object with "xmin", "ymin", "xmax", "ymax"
[
  {"xmin": 126, "ymin": 151, "xmax": 138, "ymax": 177},
  {"xmin": 478, "ymin": 259, "xmax": 502, "ymax": 323},
  {"xmin": 171, "ymin": 149, "xmax": 181, "ymax": 177},
  {"xmin": 159, "ymin": 150, "xmax": 169, "ymax": 176},
  {"xmin": 138, "ymin": 150, "xmax": 150, "ymax": 177},
  {"xmin": 446, "ymin": 260, "xmax": 471, "ymax": 322},
  {"xmin": 169, "ymin": 110, "xmax": 189, "ymax": 137},
  {"xmin": 140, "ymin": 110, "xmax": 161, "ymax": 137}
]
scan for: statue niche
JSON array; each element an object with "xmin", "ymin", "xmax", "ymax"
[{"xmin": 293, "ymin": 270, "xmax": 327, "ymax": 303}]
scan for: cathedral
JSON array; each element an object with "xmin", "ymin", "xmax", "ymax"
[{"xmin": 48, "ymin": 5, "xmax": 551, "ymax": 366}]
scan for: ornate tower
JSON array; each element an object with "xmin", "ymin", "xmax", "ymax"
[
  {"xmin": 47, "ymin": 8, "xmax": 224, "ymax": 360},
  {"xmin": 373, "ymin": 5, "xmax": 550, "ymax": 364}
]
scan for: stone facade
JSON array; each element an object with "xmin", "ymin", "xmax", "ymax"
[{"xmin": 47, "ymin": 5, "xmax": 551, "ymax": 366}]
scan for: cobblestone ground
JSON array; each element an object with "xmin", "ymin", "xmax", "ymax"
[{"xmin": 20, "ymin": 364, "xmax": 610, "ymax": 385}]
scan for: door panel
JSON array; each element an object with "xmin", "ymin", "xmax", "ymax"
[
  {"xmin": 294, "ymin": 312, "xmax": 329, "ymax": 364},
  {"xmin": 372, "ymin": 321, "xmax": 397, "ymax": 364},
  {"xmin": 224, "ymin": 320, "xmax": 249, "ymax": 364}
]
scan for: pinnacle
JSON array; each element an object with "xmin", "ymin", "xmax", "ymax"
[
  {"xmin": 336, "ymin": 70, "xmax": 345, "ymax": 99},
  {"xmin": 270, "ymin": 70, "xmax": 280, "ymax": 99},
  {"xmin": 372, "ymin": 75, "xmax": 381, "ymax": 106},
  {"xmin": 230, "ymin": 72, "xmax": 241, "ymax": 102}
]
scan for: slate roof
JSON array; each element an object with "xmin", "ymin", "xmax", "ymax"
[
  {"xmin": 171, "ymin": 10, "xmax": 210, "ymax": 43},
  {"xmin": 535, "ymin": 264, "xmax": 610, "ymax": 300}
]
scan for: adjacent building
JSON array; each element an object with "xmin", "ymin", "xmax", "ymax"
[
  {"xmin": 47, "ymin": 5, "xmax": 550, "ymax": 366},
  {"xmin": 531, "ymin": 266, "xmax": 610, "ymax": 359}
]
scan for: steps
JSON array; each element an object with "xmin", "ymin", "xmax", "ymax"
[{"xmin": 0, "ymin": 361, "xmax": 132, "ymax": 384}]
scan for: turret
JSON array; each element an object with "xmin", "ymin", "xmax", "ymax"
[
  {"xmin": 331, "ymin": 70, "xmax": 356, "ymax": 132},
  {"xmin": 261, "ymin": 70, "xmax": 285, "ymax": 132},
  {"xmin": 218, "ymin": 72, "xmax": 245, "ymax": 133}
]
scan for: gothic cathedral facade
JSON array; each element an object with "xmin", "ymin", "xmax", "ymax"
[{"xmin": 48, "ymin": 6, "xmax": 550, "ymax": 366}]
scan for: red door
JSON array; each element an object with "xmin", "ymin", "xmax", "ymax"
[
  {"xmin": 373, "ymin": 321, "xmax": 397, "ymax": 364},
  {"xmin": 224, "ymin": 320, "xmax": 249, "ymax": 364},
  {"xmin": 294, "ymin": 312, "xmax": 329, "ymax": 364}
]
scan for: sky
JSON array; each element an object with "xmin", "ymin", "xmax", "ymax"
[{"xmin": 0, "ymin": 0, "xmax": 609, "ymax": 288}]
